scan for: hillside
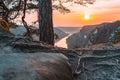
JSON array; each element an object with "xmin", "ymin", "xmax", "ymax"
[
  {"xmin": 54, "ymin": 28, "xmax": 68, "ymax": 42},
  {"xmin": 10, "ymin": 25, "xmax": 68, "ymax": 42},
  {"xmin": 67, "ymin": 20, "xmax": 120, "ymax": 49}
]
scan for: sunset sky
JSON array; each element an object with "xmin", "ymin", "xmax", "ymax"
[{"xmin": 25, "ymin": 0, "xmax": 120, "ymax": 27}]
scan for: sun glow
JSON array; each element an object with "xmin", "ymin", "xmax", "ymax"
[{"xmin": 84, "ymin": 13, "xmax": 90, "ymax": 20}]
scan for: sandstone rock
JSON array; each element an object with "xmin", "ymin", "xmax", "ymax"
[
  {"xmin": 67, "ymin": 20, "xmax": 120, "ymax": 49},
  {"xmin": 0, "ymin": 25, "xmax": 75, "ymax": 80},
  {"xmin": 0, "ymin": 53, "xmax": 74, "ymax": 80}
]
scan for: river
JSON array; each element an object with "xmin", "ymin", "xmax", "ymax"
[{"xmin": 55, "ymin": 34, "xmax": 71, "ymax": 48}]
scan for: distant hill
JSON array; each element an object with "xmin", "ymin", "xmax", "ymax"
[
  {"xmin": 58, "ymin": 27, "xmax": 82, "ymax": 34},
  {"xmin": 10, "ymin": 25, "xmax": 68, "ymax": 42},
  {"xmin": 54, "ymin": 28, "xmax": 68, "ymax": 42},
  {"xmin": 67, "ymin": 20, "xmax": 120, "ymax": 49}
]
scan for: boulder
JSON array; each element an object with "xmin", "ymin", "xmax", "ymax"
[
  {"xmin": 10, "ymin": 25, "xmax": 27, "ymax": 36},
  {"xmin": 0, "ymin": 53, "xmax": 74, "ymax": 80}
]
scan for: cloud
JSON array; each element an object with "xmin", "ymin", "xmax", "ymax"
[{"xmin": 93, "ymin": 0, "xmax": 120, "ymax": 9}]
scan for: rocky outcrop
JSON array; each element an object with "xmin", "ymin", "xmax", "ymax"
[
  {"xmin": 75, "ymin": 49, "xmax": 120, "ymax": 80},
  {"xmin": 0, "ymin": 28, "xmax": 54, "ymax": 53},
  {"xmin": 67, "ymin": 20, "xmax": 120, "ymax": 49},
  {"xmin": 0, "ymin": 26, "xmax": 75, "ymax": 80},
  {"xmin": 2, "ymin": 23, "xmax": 120, "ymax": 80}
]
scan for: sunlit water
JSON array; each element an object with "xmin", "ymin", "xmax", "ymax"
[{"xmin": 55, "ymin": 34, "xmax": 71, "ymax": 48}]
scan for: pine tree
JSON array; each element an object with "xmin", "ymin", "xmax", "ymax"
[{"xmin": 38, "ymin": 0, "xmax": 54, "ymax": 45}]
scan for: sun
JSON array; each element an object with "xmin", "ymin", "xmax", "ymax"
[{"xmin": 84, "ymin": 13, "xmax": 90, "ymax": 20}]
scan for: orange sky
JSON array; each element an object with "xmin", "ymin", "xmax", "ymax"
[{"xmin": 25, "ymin": 0, "xmax": 120, "ymax": 27}]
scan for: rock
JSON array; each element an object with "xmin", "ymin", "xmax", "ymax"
[
  {"xmin": 0, "ymin": 53, "xmax": 74, "ymax": 80},
  {"xmin": 66, "ymin": 33, "xmax": 80, "ymax": 49},
  {"xmin": 76, "ymin": 49, "xmax": 120, "ymax": 80},
  {"xmin": 12, "ymin": 39, "xmax": 56, "ymax": 53},
  {"xmin": 0, "ymin": 25, "xmax": 56, "ymax": 53},
  {"xmin": 89, "ymin": 21, "xmax": 120, "ymax": 44},
  {"xmin": 10, "ymin": 25, "xmax": 27, "ymax": 36},
  {"xmin": 0, "ymin": 25, "xmax": 75, "ymax": 80},
  {"xmin": 67, "ymin": 20, "xmax": 120, "ymax": 49},
  {"xmin": 0, "ymin": 28, "xmax": 14, "ymax": 47}
]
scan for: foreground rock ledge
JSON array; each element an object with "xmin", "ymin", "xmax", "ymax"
[
  {"xmin": 0, "ymin": 53, "xmax": 74, "ymax": 80},
  {"xmin": 2, "ymin": 27, "xmax": 120, "ymax": 80}
]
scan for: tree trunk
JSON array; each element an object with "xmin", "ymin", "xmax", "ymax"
[{"xmin": 38, "ymin": 0, "xmax": 54, "ymax": 45}]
